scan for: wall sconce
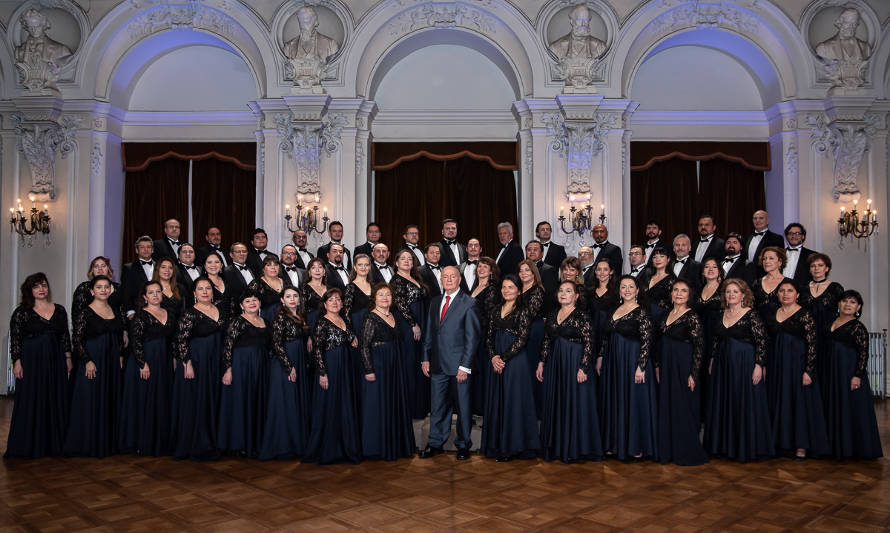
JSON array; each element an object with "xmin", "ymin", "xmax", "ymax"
[
  {"xmin": 838, "ymin": 198, "xmax": 878, "ymax": 243},
  {"xmin": 9, "ymin": 194, "xmax": 51, "ymax": 247},
  {"xmin": 284, "ymin": 193, "xmax": 329, "ymax": 236},
  {"xmin": 558, "ymin": 193, "xmax": 605, "ymax": 237}
]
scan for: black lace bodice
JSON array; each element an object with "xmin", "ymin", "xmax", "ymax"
[
  {"xmin": 72, "ymin": 281, "xmax": 123, "ymax": 324},
  {"xmin": 248, "ymin": 277, "xmax": 288, "ymax": 308},
  {"xmin": 830, "ymin": 319, "xmax": 870, "ymax": 378},
  {"xmin": 472, "ymin": 284, "xmax": 500, "ymax": 332},
  {"xmin": 539, "ymin": 307, "xmax": 594, "ymax": 372},
  {"xmin": 390, "ymin": 274, "xmax": 426, "ymax": 327},
  {"xmin": 311, "ymin": 316, "xmax": 356, "ymax": 376},
  {"xmin": 72, "ymin": 306, "xmax": 125, "ymax": 363},
  {"xmin": 646, "ymin": 274, "xmax": 675, "ymax": 311},
  {"xmin": 693, "ymin": 286, "xmax": 722, "ymax": 317},
  {"xmin": 801, "ymin": 281, "xmax": 844, "ymax": 329},
  {"xmin": 659, "ymin": 310, "xmax": 704, "ymax": 379},
  {"xmin": 174, "ymin": 306, "xmax": 227, "ymax": 362},
  {"xmin": 9, "ymin": 304, "xmax": 72, "ymax": 363},
  {"xmin": 752, "ymin": 276, "xmax": 793, "ymax": 317},
  {"xmin": 130, "ymin": 309, "xmax": 175, "ymax": 367},
  {"xmin": 600, "ymin": 306, "xmax": 654, "ymax": 371},
  {"xmin": 588, "ymin": 287, "xmax": 618, "ymax": 317},
  {"xmin": 486, "ymin": 303, "xmax": 533, "ymax": 362},
  {"xmin": 713, "ymin": 309, "xmax": 768, "ymax": 366},
  {"xmin": 160, "ymin": 293, "xmax": 184, "ymax": 319},
  {"xmin": 359, "ymin": 312, "xmax": 399, "ymax": 375},
  {"xmin": 344, "ymin": 282, "xmax": 371, "ymax": 317},
  {"xmin": 222, "ymin": 316, "xmax": 270, "ymax": 370},
  {"xmin": 519, "ymin": 285, "xmax": 545, "ymax": 318},
  {"xmin": 271, "ymin": 312, "xmax": 309, "ymax": 373},
  {"xmin": 765, "ymin": 308, "xmax": 818, "ymax": 374},
  {"xmin": 300, "ymin": 284, "xmax": 327, "ymax": 313}
]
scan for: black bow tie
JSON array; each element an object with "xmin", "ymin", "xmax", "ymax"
[
  {"xmin": 377, "ymin": 264, "xmax": 390, "ymax": 270},
  {"xmin": 631, "ymin": 266, "xmax": 641, "ymax": 273},
  {"xmin": 407, "ymin": 244, "xmax": 418, "ymax": 250},
  {"xmin": 429, "ymin": 264, "xmax": 440, "ymax": 271},
  {"xmin": 582, "ymin": 265, "xmax": 592, "ymax": 273},
  {"xmin": 676, "ymin": 259, "xmax": 687, "ymax": 265},
  {"xmin": 644, "ymin": 242, "xmax": 656, "ymax": 249},
  {"xmin": 542, "ymin": 242, "xmax": 550, "ymax": 248},
  {"xmin": 297, "ymin": 247, "xmax": 308, "ymax": 253},
  {"xmin": 443, "ymin": 239, "xmax": 455, "ymax": 246},
  {"xmin": 723, "ymin": 257, "xmax": 737, "ymax": 263},
  {"xmin": 236, "ymin": 264, "xmax": 248, "ymax": 271},
  {"xmin": 209, "ymin": 244, "xmax": 219, "ymax": 250},
  {"xmin": 285, "ymin": 266, "xmax": 299, "ymax": 272},
  {"xmin": 700, "ymin": 237, "xmax": 712, "ymax": 242},
  {"xmin": 593, "ymin": 243, "xmax": 604, "ymax": 249},
  {"xmin": 786, "ymin": 247, "xmax": 800, "ymax": 252},
  {"xmin": 334, "ymin": 265, "xmax": 345, "ymax": 271},
  {"xmin": 466, "ymin": 260, "xmax": 478, "ymax": 265},
  {"xmin": 139, "ymin": 260, "xmax": 153, "ymax": 266},
  {"xmin": 753, "ymin": 231, "xmax": 765, "ymax": 236},
  {"xmin": 169, "ymin": 239, "xmax": 180, "ymax": 246},
  {"xmin": 182, "ymin": 264, "xmax": 196, "ymax": 271}
]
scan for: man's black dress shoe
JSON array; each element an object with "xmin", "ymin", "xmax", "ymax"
[
  {"xmin": 496, "ymin": 455, "xmax": 512, "ymax": 463},
  {"xmin": 456, "ymin": 448, "xmax": 471, "ymax": 460},
  {"xmin": 419, "ymin": 446, "xmax": 444, "ymax": 458}
]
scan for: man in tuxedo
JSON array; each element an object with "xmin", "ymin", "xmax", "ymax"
[
  {"xmin": 526, "ymin": 240, "xmax": 558, "ymax": 314},
  {"xmin": 459, "ymin": 238, "xmax": 482, "ymax": 292},
  {"xmin": 354, "ymin": 222, "xmax": 381, "ymax": 258},
  {"xmin": 536, "ymin": 221, "xmax": 566, "ymax": 269},
  {"xmin": 279, "ymin": 244, "xmax": 305, "ymax": 287},
  {"xmin": 176, "ymin": 243, "xmax": 203, "ymax": 288},
  {"xmin": 692, "ymin": 214, "xmax": 725, "ymax": 263},
  {"xmin": 578, "ymin": 246, "xmax": 596, "ymax": 288},
  {"xmin": 642, "ymin": 219, "xmax": 663, "ymax": 265},
  {"xmin": 246, "ymin": 228, "xmax": 271, "ymax": 276},
  {"xmin": 744, "ymin": 210, "xmax": 784, "ymax": 274},
  {"xmin": 420, "ymin": 266, "xmax": 480, "ymax": 460},
  {"xmin": 591, "ymin": 224, "xmax": 623, "ymax": 274},
  {"xmin": 783, "ymin": 223, "xmax": 815, "ymax": 286},
  {"xmin": 317, "ymin": 221, "xmax": 352, "ymax": 270},
  {"xmin": 495, "ymin": 222, "xmax": 523, "ymax": 276},
  {"xmin": 324, "ymin": 243, "xmax": 350, "ymax": 290},
  {"xmin": 152, "ymin": 219, "xmax": 182, "ymax": 261},
  {"xmin": 223, "ymin": 242, "xmax": 254, "ymax": 298},
  {"xmin": 437, "ymin": 218, "xmax": 466, "ymax": 267},
  {"xmin": 627, "ymin": 245, "xmax": 647, "ymax": 278},
  {"xmin": 720, "ymin": 232, "xmax": 752, "ymax": 284},
  {"xmin": 419, "ymin": 244, "xmax": 443, "ymax": 297},
  {"xmin": 122, "ymin": 235, "xmax": 156, "ymax": 317},
  {"xmin": 290, "ymin": 230, "xmax": 314, "ymax": 269},
  {"xmin": 196, "ymin": 226, "xmax": 228, "ymax": 268},
  {"xmin": 400, "ymin": 224, "xmax": 425, "ymax": 267},
  {"xmin": 672, "ymin": 234, "xmax": 701, "ymax": 290},
  {"xmin": 370, "ymin": 243, "xmax": 394, "ymax": 284}
]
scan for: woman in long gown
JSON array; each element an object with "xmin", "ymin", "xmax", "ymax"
[
  {"xmin": 217, "ymin": 290, "xmax": 270, "ymax": 457},
  {"xmin": 202, "ymin": 253, "xmax": 232, "ymax": 320},
  {"xmin": 303, "ymin": 289, "xmax": 362, "ymax": 464},
  {"xmin": 359, "ymin": 283, "xmax": 415, "ymax": 460},
  {"xmin": 260, "ymin": 286, "xmax": 311, "ymax": 460},
  {"xmin": 693, "ymin": 257, "xmax": 724, "ymax": 420},
  {"xmin": 704, "ymin": 278, "xmax": 774, "ymax": 462},
  {"xmin": 119, "ymin": 281, "xmax": 175, "ymax": 456},
  {"xmin": 799, "ymin": 253, "xmax": 844, "ymax": 410},
  {"xmin": 64, "ymin": 276, "xmax": 126, "ymax": 457},
  {"xmin": 152, "ymin": 257, "xmax": 186, "ymax": 318},
  {"xmin": 517, "ymin": 260, "xmax": 546, "ymax": 418},
  {"xmin": 752, "ymin": 247, "xmax": 792, "ymax": 320},
  {"xmin": 248, "ymin": 256, "xmax": 288, "ymax": 324},
  {"xmin": 825, "ymin": 290, "xmax": 883, "ymax": 460},
  {"xmin": 765, "ymin": 280, "xmax": 829, "ymax": 459},
  {"xmin": 300, "ymin": 257, "xmax": 329, "ymax": 331},
  {"xmin": 5, "ymin": 273, "xmax": 72, "ymax": 458},
  {"xmin": 588, "ymin": 259, "xmax": 618, "ymax": 362},
  {"xmin": 640, "ymin": 247, "xmax": 675, "ymax": 326},
  {"xmin": 470, "ymin": 257, "xmax": 500, "ymax": 417},
  {"xmin": 171, "ymin": 277, "xmax": 226, "ymax": 460},
  {"xmin": 344, "ymin": 254, "xmax": 373, "ymax": 406},
  {"xmin": 598, "ymin": 275, "xmax": 657, "ymax": 461},
  {"xmin": 537, "ymin": 280, "xmax": 602, "ymax": 463},
  {"xmin": 482, "ymin": 275, "xmax": 540, "ymax": 461},
  {"xmin": 390, "ymin": 249, "xmax": 429, "ymax": 420},
  {"xmin": 71, "ymin": 256, "xmax": 124, "ymax": 324},
  {"xmin": 656, "ymin": 278, "xmax": 708, "ymax": 466}
]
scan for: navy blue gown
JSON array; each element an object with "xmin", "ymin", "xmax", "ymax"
[
  {"xmin": 359, "ymin": 312, "xmax": 415, "ymax": 460},
  {"xmin": 692, "ymin": 287, "xmax": 722, "ymax": 423},
  {"xmin": 64, "ymin": 306, "xmax": 125, "ymax": 457},
  {"xmin": 119, "ymin": 309, "xmax": 175, "ymax": 456},
  {"xmin": 471, "ymin": 284, "xmax": 499, "ymax": 416},
  {"xmin": 260, "ymin": 312, "xmax": 311, "ymax": 460},
  {"xmin": 765, "ymin": 308, "xmax": 830, "ymax": 457},
  {"xmin": 599, "ymin": 306, "xmax": 658, "ymax": 460},
  {"xmin": 657, "ymin": 310, "xmax": 708, "ymax": 466},
  {"xmin": 481, "ymin": 304, "xmax": 541, "ymax": 459},
  {"xmin": 704, "ymin": 309, "xmax": 774, "ymax": 462},
  {"xmin": 303, "ymin": 316, "xmax": 361, "ymax": 464},
  {"xmin": 643, "ymin": 273, "xmax": 674, "ymax": 329},
  {"xmin": 217, "ymin": 316, "xmax": 270, "ymax": 456},
  {"xmin": 824, "ymin": 320, "xmax": 883, "ymax": 460},
  {"xmin": 300, "ymin": 284, "xmax": 326, "ymax": 332},
  {"xmin": 539, "ymin": 307, "xmax": 602, "ymax": 463},
  {"xmin": 391, "ymin": 275, "xmax": 429, "ymax": 419},
  {"xmin": 519, "ymin": 286, "xmax": 546, "ymax": 419},
  {"xmin": 5, "ymin": 305, "xmax": 71, "ymax": 458},
  {"xmin": 171, "ymin": 305, "xmax": 227, "ymax": 460},
  {"xmin": 344, "ymin": 282, "xmax": 371, "ymax": 411},
  {"xmin": 752, "ymin": 277, "xmax": 793, "ymax": 323},
  {"xmin": 800, "ymin": 281, "xmax": 844, "ymax": 411}
]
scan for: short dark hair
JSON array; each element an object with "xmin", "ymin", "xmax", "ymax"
[
  {"xmin": 329, "ymin": 220, "xmax": 344, "ymax": 230},
  {"xmin": 20, "ymin": 272, "xmax": 50, "ymax": 308},
  {"xmin": 725, "ymin": 232, "xmax": 744, "ymax": 245},
  {"xmin": 403, "ymin": 224, "xmax": 419, "ymax": 234},
  {"xmin": 807, "ymin": 252, "xmax": 832, "ymax": 273},
  {"xmin": 784, "ymin": 222, "xmax": 806, "ymax": 236},
  {"xmin": 89, "ymin": 275, "xmax": 112, "ymax": 291},
  {"xmin": 238, "ymin": 288, "xmax": 262, "ymax": 305},
  {"xmin": 525, "ymin": 240, "xmax": 543, "ymax": 252},
  {"xmin": 135, "ymin": 235, "xmax": 153, "ymax": 248},
  {"xmin": 442, "ymin": 218, "xmax": 457, "ymax": 226},
  {"xmin": 839, "ymin": 289, "xmax": 864, "ymax": 317},
  {"xmin": 320, "ymin": 288, "xmax": 343, "ymax": 311},
  {"xmin": 230, "ymin": 241, "xmax": 247, "ymax": 253},
  {"xmin": 366, "ymin": 222, "xmax": 380, "ymax": 231},
  {"xmin": 535, "ymin": 221, "xmax": 552, "ymax": 233},
  {"xmin": 425, "ymin": 243, "xmax": 441, "ymax": 254},
  {"xmin": 369, "ymin": 283, "xmax": 391, "ymax": 312},
  {"xmin": 645, "ymin": 219, "xmax": 662, "ymax": 229},
  {"xmin": 698, "ymin": 214, "xmax": 715, "ymax": 224},
  {"xmin": 251, "ymin": 228, "xmax": 267, "ymax": 239}
]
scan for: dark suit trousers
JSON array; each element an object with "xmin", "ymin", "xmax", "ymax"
[{"xmin": 429, "ymin": 373, "xmax": 472, "ymax": 450}]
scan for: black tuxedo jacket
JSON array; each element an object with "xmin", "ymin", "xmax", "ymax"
[
  {"xmin": 536, "ymin": 261, "xmax": 559, "ymax": 315},
  {"xmin": 222, "ymin": 264, "xmax": 252, "ymax": 301},
  {"xmin": 674, "ymin": 258, "xmax": 702, "ymax": 290},
  {"xmin": 692, "ymin": 236, "xmax": 726, "ymax": 262},
  {"xmin": 419, "ymin": 264, "xmax": 443, "ymax": 297},
  {"xmin": 541, "ymin": 242, "xmax": 567, "ymax": 269},
  {"xmin": 582, "ymin": 264, "xmax": 596, "ymax": 289},
  {"xmin": 317, "ymin": 242, "xmax": 352, "ymax": 271},
  {"xmin": 176, "ymin": 263, "xmax": 203, "ymax": 290},
  {"xmin": 152, "ymin": 238, "xmax": 178, "ymax": 262},
  {"xmin": 721, "ymin": 256, "xmax": 753, "ymax": 285},
  {"xmin": 279, "ymin": 265, "xmax": 304, "ymax": 288},
  {"xmin": 744, "ymin": 230, "xmax": 784, "ymax": 265},
  {"xmin": 787, "ymin": 247, "xmax": 815, "ymax": 286},
  {"xmin": 325, "ymin": 263, "xmax": 349, "ymax": 291},
  {"xmin": 370, "ymin": 263, "xmax": 394, "ymax": 285},
  {"xmin": 196, "ymin": 243, "xmax": 228, "ymax": 268},
  {"xmin": 292, "ymin": 248, "xmax": 314, "ymax": 269},
  {"xmin": 593, "ymin": 242, "xmax": 623, "ymax": 274},
  {"xmin": 246, "ymin": 248, "xmax": 273, "ymax": 277},
  {"xmin": 437, "ymin": 240, "xmax": 466, "ymax": 268},
  {"xmin": 458, "ymin": 261, "xmax": 477, "ymax": 293},
  {"xmin": 121, "ymin": 260, "xmax": 152, "ymax": 315},
  {"xmin": 495, "ymin": 241, "xmax": 524, "ymax": 277},
  {"xmin": 353, "ymin": 242, "xmax": 376, "ymax": 259}
]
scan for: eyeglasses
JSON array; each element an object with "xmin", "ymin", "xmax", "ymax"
[
  {"xmin": 628, "ymin": 251, "xmax": 643, "ymax": 256},
  {"xmin": 786, "ymin": 231, "xmax": 803, "ymax": 236}
]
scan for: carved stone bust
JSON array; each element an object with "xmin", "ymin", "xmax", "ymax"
[
  {"xmin": 548, "ymin": 5, "xmax": 606, "ymax": 91},
  {"xmin": 15, "ymin": 9, "xmax": 72, "ymax": 93},
  {"xmin": 283, "ymin": 6, "xmax": 339, "ymax": 91},
  {"xmin": 814, "ymin": 8, "xmax": 871, "ymax": 89}
]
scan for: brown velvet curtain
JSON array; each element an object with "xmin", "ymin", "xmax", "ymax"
[
  {"xmin": 191, "ymin": 158, "xmax": 257, "ymax": 248},
  {"xmin": 631, "ymin": 158, "xmax": 699, "ymax": 246},
  {"xmin": 375, "ymin": 155, "xmax": 518, "ymax": 258},
  {"xmin": 698, "ymin": 159, "xmax": 767, "ymax": 236},
  {"xmin": 122, "ymin": 158, "xmax": 190, "ymax": 263}
]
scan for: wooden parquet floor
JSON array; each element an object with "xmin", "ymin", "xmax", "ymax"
[{"xmin": 1, "ymin": 397, "xmax": 888, "ymax": 532}]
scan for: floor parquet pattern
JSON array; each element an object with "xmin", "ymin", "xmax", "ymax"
[{"xmin": 1, "ymin": 397, "xmax": 888, "ymax": 532}]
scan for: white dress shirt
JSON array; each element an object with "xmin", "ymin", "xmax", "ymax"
[
  {"xmin": 331, "ymin": 263, "xmax": 349, "ymax": 286},
  {"xmin": 629, "ymin": 265, "xmax": 644, "ymax": 278},
  {"xmin": 783, "ymin": 246, "xmax": 801, "ymax": 278},
  {"xmin": 540, "ymin": 240, "xmax": 552, "ymax": 262},
  {"xmin": 673, "ymin": 256, "xmax": 689, "ymax": 277},
  {"xmin": 495, "ymin": 240, "xmax": 511, "ymax": 264},
  {"xmin": 140, "ymin": 259, "xmax": 154, "ymax": 280},
  {"xmin": 406, "ymin": 243, "xmax": 425, "ymax": 266},
  {"xmin": 283, "ymin": 265, "xmax": 301, "ymax": 286},
  {"xmin": 233, "ymin": 262, "xmax": 254, "ymax": 284},
  {"xmin": 296, "ymin": 248, "xmax": 311, "ymax": 268},
  {"xmin": 180, "ymin": 262, "xmax": 200, "ymax": 282},
  {"xmin": 747, "ymin": 232, "xmax": 765, "ymax": 263},
  {"xmin": 643, "ymin": 239, "xmax": 660, "ymax": 264},
  {"xmin": 429, "ymin": 264, "xmax": 443, "ymax": 291},
  {"xmin": 439, "ymin": 289, "xmax": 471, "ymax": 375},
  {"xmin": 463, "ymin": 261, "xmax": 477, "ymax": 290},
  {"xmin": 695, "ymin": 235, "xmax": 713, "ymax": 263},
  {"xmin": 722, "ymin": 254, "xmax": 741, "ymax": 276},
  {"xmin": 375, "ymin": 262, "xmax": 393, "ymax": 283}
]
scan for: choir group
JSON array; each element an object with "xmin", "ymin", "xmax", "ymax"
[{"xmin": 4, "ymin": 210, "xmax": 884, "ymax": 465}]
